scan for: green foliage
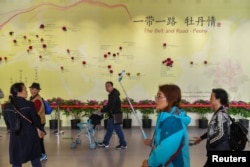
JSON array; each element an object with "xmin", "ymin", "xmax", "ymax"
[
  {"xmin": 187, "ymin": 99, "xmax": 211, "ymax": 120},
  {"xmin": 122, "ymin": 108, "xmax": 132, "ymax": 119},
  {"xmin": 63, "ymin": 108, "xmax": 84, "ymax": 119},
  {"xmin": 137, "ymin": 99, "xmax": 155, "ymax": 119},
  {"xmin": 240, "ymin": 108, "xmax": 250, "ymax": 118},
  {"xmin": 140, "ymin": 108, "xmax": 155, "ymax": 119},
  {"xmin": 230, "ymin": 101, "xmax": 250, "ymax": 118},
  {"xmin": 227, "ymin": 107, "xmax": 240, "ymax": 116}
]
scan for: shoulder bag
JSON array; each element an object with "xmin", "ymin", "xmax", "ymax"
[{"xmin": 12, "ymin": 105, "xmax": 46, "ymax": 138}]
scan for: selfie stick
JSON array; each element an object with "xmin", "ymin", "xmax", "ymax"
[{"xmin": 118, "ymin": 70, "xmax": 147, "ymax": 139}]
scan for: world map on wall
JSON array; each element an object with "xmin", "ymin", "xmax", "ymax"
[{"xmin": 0, "ymin": 0, "xmax": 250, "ymax": 102}]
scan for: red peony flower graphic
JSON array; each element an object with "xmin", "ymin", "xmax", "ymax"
[
  {"xmin": 62, "ymin": 26, "xmax": 67, "ymax": 31},
  {"xmin": 162, "ymin": 57, "xmax": 173, "ymax": 67},
  {"xmin": 40, "ymin": 24, "xmax": 45, "ymax": 29}
]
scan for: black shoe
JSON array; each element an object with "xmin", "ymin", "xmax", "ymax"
[
  {"xmin": 116, "ymin": 145, "xmax": 127, "ymax": 149},
  {"xmin": 97, "ymin": 142, "xmax": 109, "ymax": 148}
]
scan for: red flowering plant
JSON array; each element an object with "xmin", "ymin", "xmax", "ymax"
[
  {"xmin": 229, "ymin": 101, "xmax": 250, "ymax": 119},
  {"xmin": 180, "ymin": 99, "xmax": 192, "ymax": 112},
  {"xmin": 47, "ymin": 97, "xmax": 65, "ymax": 119},
  {"xmin": 83, "ymin": 100, "xmax": 99, "ymax": 117},
  {"xmin": 137, "ymin": 99, "xmax": 155, "ymax": 119},
  {"xmin": 62, "ymin": 99, "xmax": 85, "ymax": 119},
  {"xmin": 191, "ymin": 99, "xmax": 211, "ymax": 120},
  {"xmin": 98, "ymin": 99, "xmax": 108, "ymax": 119}
]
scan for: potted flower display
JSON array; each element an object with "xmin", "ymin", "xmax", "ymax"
[
  {"xmin": 235, "ymin": 101, "xmax": 250, "ymax": 129},
  {"xmin": 192, "ymin": 99, "xmax": 211, "ymax": 129},
  {"xmin": 83, "ymin": 99, "xmax": 102, "ymax": 127},
  {"xmin": 47, "ymin": 97, "xmax": 64, "ymax": 130},
  {"xmin": 138, "ymin": 99, "xmax": 155, "ymax": 129},
  {"xmin": 121, "ymin": 98, "xmax": 136, "ymax": 129},
  {"xmin": 122, "ymin": 108, "xmax": 132, "ymax": 128},
  {"xmin": 62, "ymin": 99, "xmax": 85, "ymax": 129}
]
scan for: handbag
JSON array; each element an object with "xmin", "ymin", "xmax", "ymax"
[
  {"xmin": 12, "ymin": 105, "xmax": 46, "ymax": 138},
  {"xmin": 112, "ymin": 112, "xmax": 123, "ymax": 124}
]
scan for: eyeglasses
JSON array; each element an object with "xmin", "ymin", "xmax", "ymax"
[{"xmin": 155, "ymin": 95, "xmax": 166, "ymax": 100}]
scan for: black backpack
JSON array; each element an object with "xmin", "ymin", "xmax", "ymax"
[{"xmin": 228, "ymin": 115, "xmax": 249, "ymax": 151}]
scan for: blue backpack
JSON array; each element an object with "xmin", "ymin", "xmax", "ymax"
[{"xmin": 42, "ymin": 98, "xmax": 53, "ymax": 115}]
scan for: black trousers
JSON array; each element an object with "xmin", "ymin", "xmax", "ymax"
[{"xmin": 40, "ymin": 123, "xmax": 46, "ymax": 154}]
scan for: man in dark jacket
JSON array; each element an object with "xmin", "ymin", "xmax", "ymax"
[{"xmin": 98, "ymin": 81, "xmax": 127, "ymax": 149}]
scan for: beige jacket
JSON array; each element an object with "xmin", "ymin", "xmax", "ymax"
[{"xmin": 31, "ymin": 94, "xmax": 46, "ymax": 124}]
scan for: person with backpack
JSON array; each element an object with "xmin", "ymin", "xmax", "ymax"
[
  {"xmin": 29, "ymin": 82, "xmax": 47, "ymax": 161},
  {"xmin": 142, "ymin": 84, "xmax": 191, "ymax": 167},
  {"xmin": 194, "ymin": 88, "xmax": 231, "ymax": 167}
]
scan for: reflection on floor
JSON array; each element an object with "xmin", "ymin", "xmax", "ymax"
[{"xmin": 0, "ymin": 126, "xmax": 249, "ymax": 167}]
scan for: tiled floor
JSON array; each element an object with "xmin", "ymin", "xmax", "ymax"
[{"xmin": 0, "ymin": 126, "xmax": 249, "ymax": 167}]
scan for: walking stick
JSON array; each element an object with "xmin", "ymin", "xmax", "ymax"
[{"xmin": 118, "ymin": 70, "xmax": 147, "ymax": 139}]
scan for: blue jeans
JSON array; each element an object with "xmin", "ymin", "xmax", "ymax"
[
  {"xmin": 103, "ymin": 118, "xmax": 126, "ymax": 146},
  {"xmin": 12, "ymin": 157, "xmax": 42, "ymax": 167}
]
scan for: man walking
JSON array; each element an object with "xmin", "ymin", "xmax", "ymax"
[{"xmin": 98, "ymin": 81, "xmax": 127, "ymax": 149}]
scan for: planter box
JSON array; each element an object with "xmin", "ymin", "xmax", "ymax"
[
  {"xmin": 49, "ymin": 119, "xmax": 61, "ymax": 130},
  {"xmin": 70, "ymin": 119, "xmax": 81, "ymax": 129},
  {"xmin": 198, "ymin": 119, "xmax": 208, "ymax": 129},
  {"xmin": 123, "ymin": 119, "xmax": 132, "ymax": 129},
  {"xmin": 142, "ymin": 119, "xmax": 152, "ymax": 129}
]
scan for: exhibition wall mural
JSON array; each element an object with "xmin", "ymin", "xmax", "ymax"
[{"xmin": 0, "ymin": 0, "xmax": 250, "ymax": 103}]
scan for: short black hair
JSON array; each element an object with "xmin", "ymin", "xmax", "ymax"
[
  {"xmin": 212, "ymin": 88, "xmax": 229, "ymax": 106},
  {"xmin": 106, "ymin": 81, "xmax": 113, "ymax": 86}
]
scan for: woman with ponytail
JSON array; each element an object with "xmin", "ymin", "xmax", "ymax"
[{"xmin": 3, "ymin": 82, "xmax": 45, "ymax": 167}]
